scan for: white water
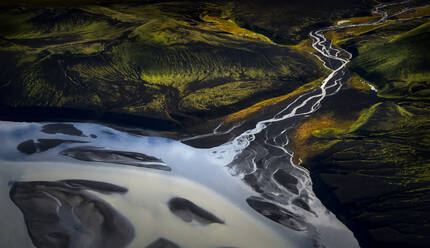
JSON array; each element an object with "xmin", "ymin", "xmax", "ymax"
[
  {"xmin": 0, "ymin": 2, "xmax": 414, "ymax": 248},
  {"xmin": 205, "ymin": 2, "xmax": 413, "ymax": 247}
]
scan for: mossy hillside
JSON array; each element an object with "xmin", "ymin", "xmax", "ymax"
[
  {"xmin": 304, "ymin": 100, "xmax": 430, "ymax": 247},
  {"xmin": 290, "ymin": 98, "xmax": 426, "ymax": 173},
  {"xmin": 293, "ymin": 8, "xmax": 430, "ymax": 245},
  {"xmin": 286, "ymin": 75, "xmax": 379, "ymax": 164},
  {"xmin": 343, "ymin": 17, "xmax": 430, "ymax": 99},
  {"xmin": 221, "ymin": 77, "xmax": 324, "ymax": 124},
  {"xmin": 0, "ymin": 2, "xmax": 326, "ymax": 125},
  {"xmin": 232, "ymin": 0, "xmax": 380, "ymax": 45},
  {"xmin": 289, "ymin": 81, "xmax": 430, "ymax": 247},
  {"xmin": 396, "ymin": 4, "xmax": 430, "ymax": 19},
  {"xmin": 345, "ymin": 73, "xmax": 374, "ymax": 91}
]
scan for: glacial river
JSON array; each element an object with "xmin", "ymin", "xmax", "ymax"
[{"xmin": 0, "ymin": 2, "xmax": 408, "ymax": 248}]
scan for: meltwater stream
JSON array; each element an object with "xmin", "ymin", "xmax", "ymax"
[{"xmin": 0, "ymin": 2, "xmax": 410, "ymax": 248}]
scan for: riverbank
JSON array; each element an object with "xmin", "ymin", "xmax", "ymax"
[{"xmin": 287, "ymin": 3, "xmax": 430, "ymax": 247}]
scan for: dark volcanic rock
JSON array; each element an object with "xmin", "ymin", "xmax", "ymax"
[
  {"xmin": 9, "ymin": 180, "xmax": 134, "ymax": 248},
  {"xmin": 16, "ymin": 140, "xmax": 37, "ymax": 154},
  {"xmin": 273, "ymin": 169, "xmax": 299, "ymax": 194},
  {"xmin": 17, "ymin": 139, "xmax": 88, "ymax": 155},
  {"xmin": 303, "ymin": 101, "xmax": 430, "ymax": 248},
  {"xmin": 246, "ymin": 196, "xmax": 307, "ymax": 231},
  {"xmin": 168, "ymin": 197, "xmax": 224, "ymax": 225},
  {"xmin": 146, "ymin": 238, "xmax": 181, "ymax": 248},
  {"xmin": 308, "ymin": 139, "xmax": 430, "ymax": 248},
  {"xmin": 292, "ymin": 198, "xmax": 313, "ymax": 213},
  {"xmin": 41, "ymin": 123, "xmax": 86, "ymax": 137},
  {"xmin": 60, "ymin": 146, "xmax": 171, "ymax": 171}
]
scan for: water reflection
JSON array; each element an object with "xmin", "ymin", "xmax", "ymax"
[{"xmin": 0, "ymin": 121, "xmax": 356, "ymax": 247}]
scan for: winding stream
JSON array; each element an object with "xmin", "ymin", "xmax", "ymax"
[{"xmin": 0, "ymin": 2, "xmax": 411, "ymax": 248}]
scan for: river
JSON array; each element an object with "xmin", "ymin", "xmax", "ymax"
[{"xmin": 0, "ymin": 2, "xmax": 409, "ymax": 248}]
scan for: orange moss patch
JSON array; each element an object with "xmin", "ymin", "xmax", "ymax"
[
  {"xmin": 288, "ymin": 113, "xmax": 354, "ymax": 164},
  {"xmin": 223, "ymin": 77, "xmax": 323, "ymax": 123}
]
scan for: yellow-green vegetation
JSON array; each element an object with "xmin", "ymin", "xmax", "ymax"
[
  {"xmin": 396, "ymin": 4, "xmax": 430, "ymax": 19},
  {"xmin": 325, "ymin": 21, "xmax": 392, "ymax": 46},
  {"xmin": 345, "ymin": 74, "xmax": 374, "ymax": 91},
  {"xmin": 306, "ymin": 102, "xmax": 430, "ymax": 247},
  {"xmin": 223, "ymin": 77, "xmax": 323, "ymax": 123},
  {"xmin": 0, "ymin": 1, "xmax": 326, "ymax": 125},
  {"xmin": 324, "ymin": 6, "xmax": 430, "ymax": 100},
  {"xmin": 307, "ymin": 101, "xmax": 430, "ymax": 184},
  {"xmin": 289, "ymin": 99, "xmax": 418, "ymax": 163},
  {"xmin": 232, "ymin": 0, "xmax": 380, "ymax": 45},
  {"xmin": 347, "ymin": 18, "xmax": 430, "ymax": 99},
  {"xmin": 286, "ymin": 39, "xmax": 315, "ymax": 53},
  {"xmin": 289, "ymin": 113, "xmax": 355, "ymax": 164},
  {"xmin": 287, "ymin": 74, "xmax": 380, "ymax": 163},
  {"xmin": 179, "ymin": 80, "xmax": 273, "ymax": 112},
  {"xmin": 335, "ymin": 15, "xmax": 379, "ymax": 26},
  {"xmin": 201, "ymin": 14, "xmax": 272, "ymax": 43}
]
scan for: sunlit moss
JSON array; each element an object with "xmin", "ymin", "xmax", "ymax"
[
  {"xmin": 335, "ymin": 15, "xmax": 379, "ymax": 26},
  {"xmin": 349, "ymin": 18, "xmax": 430, "ymax": 100},
  {"xmin": 0, "ymin": 2, "xmax": 326, "ymax": 123},
  {"xmin": 288, "ymin": 113, "xmax": 355, "ymax": 163},
  {"xmin": 325, "ymin": 21, "xmax": 392, "ymax": 46},
  {"xmin": 346, "ymin": 74, "xmax": 373, "ymax": 91},
  {"xmin": 286, "ymin": 39, "xmax": 315, "ymax": 53},
  {"xmin": 201, "ymin": 14, "xmax": 272, "ymax": 43},
  {"xmin": 395, "ymin": 4, "xmax": 430, "ymax": 19},
  {"xmin": 179, "ymin": 80, "xmax": 274, "ymax": 112},
  {"xmin": 346, "ymin": 102, "xmax": 381, "ymax": 132},
  {"xmin": 223, "ymin": 77, "xmax": 323, "ymax": 123}
]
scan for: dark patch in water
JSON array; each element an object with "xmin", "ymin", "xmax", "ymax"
[
  {"xmin": 146, "ymin": 237, "xmax": 181, "ymax": 248},
  {"xmin": 60, "ymin": 179, "xmax": 128, "ymax": 194},
  {"xmin": 168, "ymin": 197, "xmax": 224, "ymax": 225},
  {"xmin": 17, "ymin": 139, "xmax": 88, "ymax": 155},
  {"xmin": 60, "ymin": 146, "xmax": 171, "ymax": 171},
  {"xmin": 273, "ymin": 169, "xmax": 299, "ymax": 195},
  {"xmin": 246, "ymin": 196, "xmax": 307, "ymax": 231},
  {"xmin": 102, "ymin": 130, "xmax": 114, "ymax": 135},
  {"xmin": 9, "ymin": 180, "xmax": 134, "ymax": 248},
  {"xmin": 41, "ymin": 123, "xmax": 86, "ymax": 137},
  {"xmin": 292, "ymin": 198, "xmax": 313, "ymax": 214}
]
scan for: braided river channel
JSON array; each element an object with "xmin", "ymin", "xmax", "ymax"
[{"xmin": 0, "ymin": 2, "xmax": 408, "ymax": 248}]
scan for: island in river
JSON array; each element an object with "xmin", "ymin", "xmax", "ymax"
[{"xmin": 0, "ymin": 0, "xmax": 430, "ymax": 247}]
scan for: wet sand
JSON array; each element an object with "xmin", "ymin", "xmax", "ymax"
[
  {"xmin": 10, "ymin": 180, "xmax": 134, "ymax": 248},
  {"xmin": 0, "ymin": 121, "xmax": 358, "ymax": 248},
  {"xmin": 168, "ymin": 197, "xmax": 225, "ymax": 225},
  {"xmin": 60, "ymin": 146, "xmax": 170, "ymax": 171},
  {"xmin": 17, "ymin": 139, "xmax": 88, "ymax": 155}
]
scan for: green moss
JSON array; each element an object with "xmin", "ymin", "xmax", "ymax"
[
  {"xmin": 179, "ymin": 80, "xmax": 274, "ymax": 112},
  {"xmin": 310, "ymin": 103, "xmax": 381, "ymax": 139},
  {"xmin": 0, "ymin": 2, "xmax": 327, "ymax": 124},
  {"xmin": 312, "ymin": 127, "xmax": 346, "ymax": 138},
  {"xmin": 348, "ymin": 18, "xmax": 430, "ymax": 99},
  {"xmin": 347, "ymin": 102, "xmax": 382, "ymax": 132}
]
